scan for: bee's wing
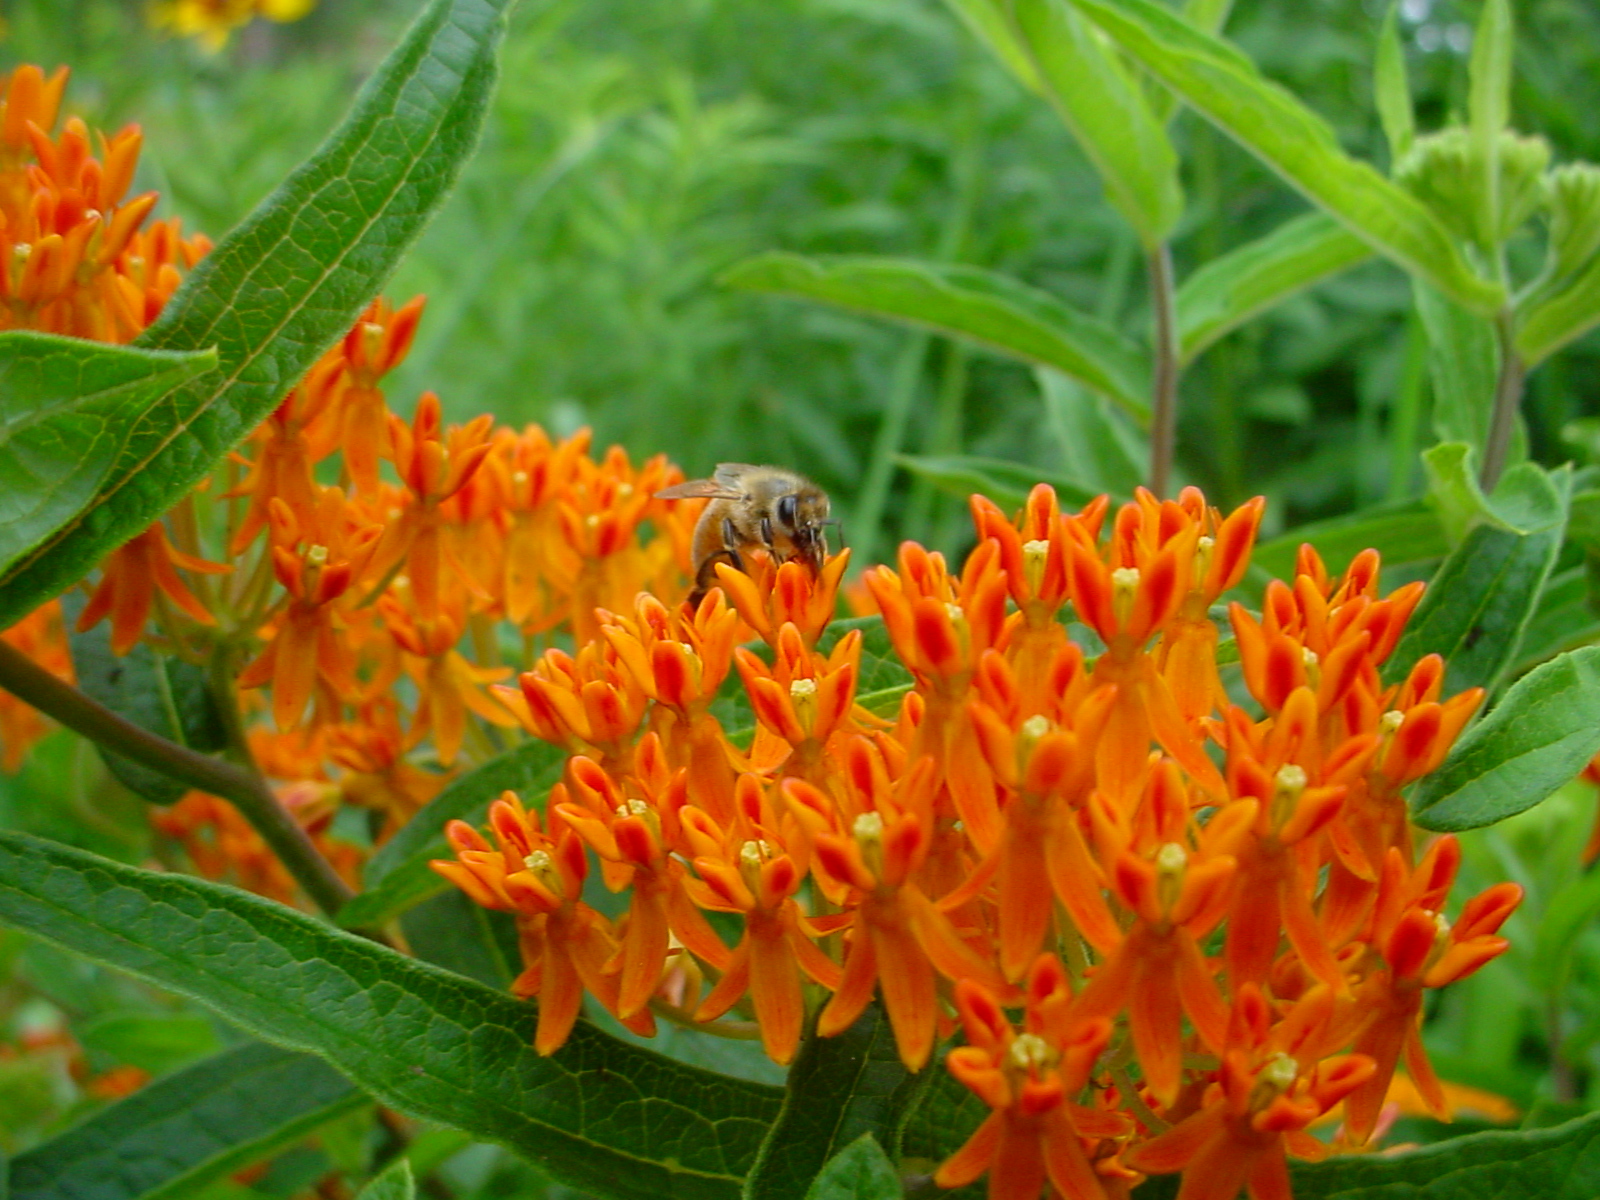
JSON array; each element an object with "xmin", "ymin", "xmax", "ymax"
[
  {"xmin": 711, "ymin": 463, "xmax": 762, "ymax": 489},
  {"xmin": 655, "ymin": 479, "xmax": 742, "ymax": 501}
]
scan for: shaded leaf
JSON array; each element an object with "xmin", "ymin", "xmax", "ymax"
[
  {"xmin": 75, "ymin": 1012, "xmax": 220, "ymax": 1076},
  {"xmin": 1385, "ymin": 462, "xmax": 1569, "ymax": 695},
  {"xmin": 1036, "ymin": 368, "xmax": 1145, "ymax": 498},
  {"xmin": 1374, "ymin": 3, "xmax": 1414, "ymax": 162},
  {"xmin": 1517, "ymin": 249, "xmax": 1600, "ymax": 367},
  {"xmin": 1012, "ymin": 0, "xmax": 1182, "ymax": 246},
  {"xmin": 0, "ymin": 335, "xmax": 216, "ymax": 582},
  {"xmin": 745, "ymin": 1007, "xmax": 908, "ymax": 1200},
  {"xmin": 1513, "ymin": 567, "xmax": 1600, "ymax": 674},
  {"xmin": 1071, "ymin": 0, "xmax": 1501, "ymax": 312},
  {"xmin": 61, "ymin": 591, "xmax": 226, "ymax": 806},
  {"xmin": 939, "ymin": 0, "xmax": 1042, "ymax": 93},
  {"xmin": 1176, "ymin": 213, "xmax": 1370, "ymax": 362},
  {"xmin": 1411, "ymin": 646, "xmax": 1600, "ymax": 831},
  {"xmin": 340, "ymin": 738, "xmax": 567, "ymax": 929},
  {"xmin": 0, "ymin": 0, "xmax": 511, "ymax": 628},
  {"xmin": 1416, "ymin": 282, "xmax": 1500, "ymax": 459},
  {"xmin": 804, "ymin": 1135, "xmax": 902, "ymax": 1200},
  {"xmin": 1468, "ymin": 0, "xmax": 1514, "ymax": 249},
  {"xmin": 8, "ymin": 1041, "xmax": 365, "ymax": 1200},
  {"xmin": 398, "ymin": 887, "xmax": 519, "ymax": 989},
  {"xmin": 723, "ymin": 254, "xmax": 1150, "ymax": 419},
  {"xmin": 0, "ymin": 831, "xmax": 783, "ymax": 1200}
]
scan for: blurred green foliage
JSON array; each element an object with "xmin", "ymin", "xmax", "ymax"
[{"xmin": 12, "ymin": 0, "xmax": 1597, "ymax": 562}]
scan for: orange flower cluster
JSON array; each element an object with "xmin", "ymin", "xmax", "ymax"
[
  {"xmin": 435, "ymin": 486, "xmax": 1520, "ymax": 1200},
  {"xmin": 149, "ymin": 0, "xmax": 318, "ymax": 51}
]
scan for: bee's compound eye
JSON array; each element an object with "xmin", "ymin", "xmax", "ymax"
[{"xmin": 777, "ymin": 493, "xmax": 799, "ymax": 529}]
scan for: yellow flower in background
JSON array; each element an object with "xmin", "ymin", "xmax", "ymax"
[{"xmin": 149, "ymin": 0, "xmax": 316, "ymax": 50}]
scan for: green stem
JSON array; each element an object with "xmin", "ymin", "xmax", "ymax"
[
  {"xmin": 1480, "ymin": 306, "xmax": 1525, "ymax": 492},
  {"xmin": 1147, "ymin": 243, "xmax": 1180, "ymax": 498},
  {"xmin": 0, "ymin": 639, "xmax": 354, "ymax": 918}
]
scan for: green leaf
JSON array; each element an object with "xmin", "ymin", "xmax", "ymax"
[
  {"xmin": 1411, "ymin": 645, "xmax": 1600, "ymax": 830},
  {"xmin": 0, "ymin": 335, "xmax": 216, "ymax": 583},
  {"xmin": 1247, "ymin": 498, "xmax": 1446, "ymax": 584},
  {"xmin": 75, "ymin": 1011, "xmax": 220, "ymax": 1076},
  {"xmin": 355, "ymin": 1160, "xmax": 413, "ymax": 1200},
  {"xmin": 1469, "ymin": 0, "xmax": 1514, "ymax": 250},
  {"xmin": 0, "ymin": 0, "xmax": 510, "ymax": 630},
  {"xmin": 1070, "ymin": 0, "xmax": 1501, "ymax": 313},
  {"xmin": 939, "ymin": 0, "xmax": 1043, "ymax": 93},
  {"xmin": 723, "ymin": 254, "xmax": 1150, "ymax": 420},
  {"xmin": 817, "ymin": 617, "xmax": 914, "ymax": 716},
  {"xmin": 1513, "ymin": 567, "xmax": 1600, "ymax": 674},
  {"xmin": 1423, "ymin": 441, "xmax": 1499, "ymax": 547},
  {"xmin": 1374, "ymin": 4, "xmax": 1414, "ymax": 162},
  {"xmin": 1175, "ymin": 212, "xmax": 1371, "ymax": 362},
  {"xmin": 60, "ymin": 591, "xmax": 226, "ymax": 806},
  {"xmin": 1416, "ymin": 281, "xmax": 1500, "ymax": 460},
  {"xmin": 803, "ymin": 1135, "xmax": 902, "ymax": 1200},
  {"xmin": 895, "ymin": 454, "xmax": 1104, "ymax": 512},
  {"xmin": 1517, "ymin": 248, "xmax": 1600, "ymax": 367},
  {"xmin": 339, "ymin": 738, "xmax": 567, "ymax": 929},
  {"xmin": 8, "ymin": 1041, "xmax": 366, "ymax": 1200},
  {"xmin": 1011, "ymin": 0, "xmax": 1182, "ymax": 246},
  {"xmin": 1286, "ymin": 1110, "xmax": 1600, "ymax": 1199},
  {"xmin": 399, "ymin": 887, "xmax": 519, "ymax": 989},
  {"xmin": 0, "ymin": 831, "xmax": 783, "ymax": 1200},
  {"xmin": 745, "ymin": 1007, "xmax": 909, "ymax": 1200},
  {"xmin": 1384, "ymin": 462, "xmax": 1570, "ymax": 696},
  {"xmin": 1530, "ymin": 865, "xmax": 1600, "ymax": 995}
]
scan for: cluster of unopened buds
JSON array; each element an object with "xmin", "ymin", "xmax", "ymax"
[
  {"xmin": 0, "ymin": 62, "xmax": 1526, "ymax": 1200},
  {"xmin": 434, "ymin": 485, "xmax": 1521, "ymax": 1200}
]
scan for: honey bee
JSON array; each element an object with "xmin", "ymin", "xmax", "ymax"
[{"xmin": 656, "ymin": 463, "xmax": 833, "ymax": 603}]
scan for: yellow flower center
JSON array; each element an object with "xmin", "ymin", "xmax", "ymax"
[
  {"xmin": 790, "ymin": 676, "xmax": 818, "ymax": 735},
  {"xmin": 1155, "ymin": 841, "xmax": 1187, "ymax": 913},
  {"xmin": 1111, "ymin": 567, "xmax": 1140, "ymax": 627},
  {"xmin": 1022, "ymin": 539, "xmax": 1050, "ymax": 595},
  {"xmin": 1269, "ymin": 763, "xmax": 1307, "ymax": 832},
  {"xmin": 1008, "ymin": 1032, "xmax": 1054, "ymax": 1073},
  {"xmin": 1248, "ymin": 1052, "xmax": 1299, "ymax": 1112},
  {"xmin": 853, "ymin": 811, "xmax": 886, "ymax": 878}
]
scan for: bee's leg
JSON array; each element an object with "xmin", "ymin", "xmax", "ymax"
[
  {"xmin": 720, "ymin": 518, "xmax": 746, "ymax": 571},
  {"xmin": 759, "ymin": 516, "xmax": 775, "ymax": 548}
]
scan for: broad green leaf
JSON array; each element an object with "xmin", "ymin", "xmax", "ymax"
[
  {"xmin": 1036, "ymin": 368, "xmax": 1145, "ymax": 497},
  {"xmin": 339, "ymin": 737, "xmax": 567, "ymax": 929},
  {"xmin": 895, "ymin": 454, "xmax": 1104, "ymax": 512},
  {"xmin": 1567, "ymin": 488, "xmax": 1600, "ymax": 550},
  {"xmin": 0, "ymin": 0, "xmax": 510, "ymax": 629},
  {"xmin": 939, "ymin": 0, "xmax": 1042, "ymax": 93},
  {"xmin": 0, "ymin": 832, "xmax": 784, "ymax": 1200},
  {"xmin": 355, "ymin": 1160, "xmax": 413, "ymax": 1200},
  {"xmin": 8, "ymin": 1041, "xmax": 365, "ymax": 1200},
  {"xmin": 1374, "ymin": 4, "xmax": 1414, "ymax": 162},
  {"xmin": 1411, "ymin": 646, "xmax": 1600, "ymax": 830},
  {"xmin": 1517, "ymin": 249, "xmax": 1600, "ymax": 367},
  {"xmin": 745, "ymin": 1007, "xmax": 909, "ymax": 1200},
  {"xmin": 1247, "ymin": 498, "xmax": 1446, "ymax": 584},
  {"xmin": 1469, "ymin": 0, "xmax": 1514, "ymax": 249},
  {"xmin": 894, "ymin": 1064, "xmax": 984, "ymax": 1191},
  {"xmin": 1287, "ymin": 1110, "xmax": 1600, "ymax": 1199},
  {"xmin": 1011, "ymin": 0, "xmax": 1182, "ymax": 246},
  {"xmin": 1384, "ymin": 462, "xmax": 1570, "ymax": 695},
  {"xmin": 1175, "ymin": 213, "xmax": 1371, "ymax": 362},
  {"xmin": 723, "ymin": 254, "xmax": 1150, "ymax": 420},
  {"xmin": 1070, "ymin": 0, "xmax": 1502, "ymax": 313},
  {"xmin": 803, "ymin": 1135, "xmax": 902, "ymax": 1200},
  {"xmin": 1416, "ymin": 281, "xmax": 1499, "ymax": 459},
  {"xmin": 0, "ymin": 335, "xmax": 216, "ymax": 582},
  {"xmin": 61, "ymin": 591, "xmax": 226, "ymax": 806}
]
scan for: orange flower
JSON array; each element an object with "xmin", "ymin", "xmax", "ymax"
[
  {"xmin": 0, "ymin": 601, "xmax": 73, "ymax": 770},
  {"xmin": 379, "ymin": 598, "xmax": 515, "ymax": 766},
  {"xmin": 553, "ymin": 744, "xmax": 732, "ymax": 1017},
  {"xmin": 680, "ymin": 781, "xmax": 842, "ymax": 1064},
  {"xmin": 936, "ymin": 955, "xmax": 1126, "ymax": 1200},
  {"xmin": 807, "ymin": 741, "xmax": 1006, "ymax": 1070},
  {"xmin": 1069, "ymin": 767, "xmax": 1256, "ymax": 1106},
  {"xmin": 1126, "ymin": 984, "xmax": 1375, "ymax": 1200},
  {"xmin": 735, "ymin": 621, "xmax": 862, "ymax": 782},
  {"xmin": 76, "ymin": 521, "xmax": 230, "ymax": 654},
  {"xmin": 339, "ymin": 295, "xmax": 425, "ymax": 494},
  {"xmin": 714, "ymin": 551, "xmax": 850, "ymax": 650},
  {"xmin": 429, "ymin": 791, "xmax": 652, "ymax": 1053},
  {"xmin": 1342, "ymin": 838, "xmax": 1520, "ymax": 1141}
]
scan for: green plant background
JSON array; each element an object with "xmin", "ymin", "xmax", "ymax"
[{"xmin": 4, "ymin": 0, "xmax": 1600, "ymax": 1197}]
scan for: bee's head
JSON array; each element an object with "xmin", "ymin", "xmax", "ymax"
[{"xmin": 777, "ymin": 488, "xmax": 831, "ymax": 570}]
